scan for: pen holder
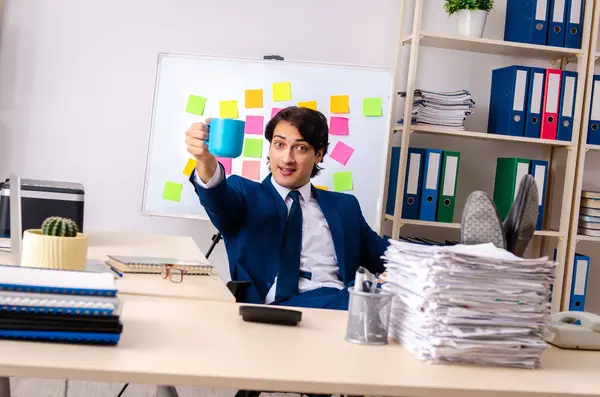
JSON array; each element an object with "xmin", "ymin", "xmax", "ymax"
[{"xmin": 345, "ymin": 286, "xmax": 392, "ymax": 345}]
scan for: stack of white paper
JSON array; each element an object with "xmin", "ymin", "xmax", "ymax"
[
  {"xmin": 398, "ymin": 89, "xmax": 475, "ymax": 130},
  {"xmin": 381, "ymin": 240, "xmax": 556, "ymax": 369}
]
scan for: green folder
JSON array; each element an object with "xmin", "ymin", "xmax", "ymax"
[
  {"xmin": 436, "ymin": 151, "xmax": 461, "ymax": 223},
  {"xmin": 493, "ymin": 157, "xmax": 531, "ymax": 221}
]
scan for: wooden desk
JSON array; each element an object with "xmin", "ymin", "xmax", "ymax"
[
  {"xmin": 0, "ymin": 229, "xmax": 234, "ymax": 303},
  {"xmin": 0, "ymin": 295, "xmax": 599, "ymax": 397}
]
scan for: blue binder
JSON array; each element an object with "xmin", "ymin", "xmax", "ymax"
[
  {"xmin": 524, "ymin": 67, "xmax": 546, "ymax": 138},
  {"xmin": 548, "ymin": 0, "xmax": 567, "ymax": 47},
  {"xmin": 557, "ymin": 70, "xmax": 578, "ymax": 141},
  {"xmin": 529, "ymin": 160, "xmax": 548, "ymax": 230},
  {"xmin": 565, "ymin": 0, "xmax": 585, "ymax": 49},
  {"xmin": 569, "ymin": 253, "xmax": 590, "ymax": 311},
  {"xmin": 504, "ymin": 0, "xmax": 550, "ymax": 45},
  {"xmin": 587, "ymin": 75, "xmax": 600, "ymax": 145},
  {"xmin": 402, "ymin": 148, "xmax": 426, "ymax": 220},
  {"xmin": 385, "ymin": 146, "xmax": 401, "ymax": 216},
  {"xmin": 419, "ymin": 149, "xmax": 442, "ymax": 222},
  {"xmin": 488, "ymin": 66, "xmax": 530, "ymax": 136}
]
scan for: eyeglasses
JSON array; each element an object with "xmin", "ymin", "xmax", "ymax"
[{"xmin": 161, "ymin": 264, "xmax": 186, "ymax": 283}]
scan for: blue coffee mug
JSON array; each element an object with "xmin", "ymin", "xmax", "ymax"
[{"xmin": 206, "ymin": 118, "xmax": 245, "ymax": 158}]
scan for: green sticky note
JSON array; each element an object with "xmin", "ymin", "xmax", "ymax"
[
  {"xmin": 185, "ymin": 95, "xmax": 207, "ymax": 115},
  {"xmin": 363, "ymin": 98, "xmax": 382, "ymax": 117},
  {"xmin": 333, "ymin": 172, "xmax": 353, "ymax": 192},
  {"xmin": 273, "ymin": 82, "xmax": 292, "ymax": 101},
  {"xmin": 243, "ymin": 138, "xmax": 263, "ymax": 158},
  {"xmin": 162, "ymin": 182, "xmax": 183, "ymax": 202}
]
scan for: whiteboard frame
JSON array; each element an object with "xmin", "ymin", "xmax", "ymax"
[{"xmin": 140, "ymin": 52, "xmax": 395, "ymax": 235}]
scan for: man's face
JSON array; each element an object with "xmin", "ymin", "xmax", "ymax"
[{"xmin": 269, "ymin": 120, "xmax": 323, "ymax": 189}]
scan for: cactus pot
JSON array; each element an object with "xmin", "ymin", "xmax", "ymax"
[{"xmin": 21, "ymin": 229, "xmax": 88, "ymax": 271}]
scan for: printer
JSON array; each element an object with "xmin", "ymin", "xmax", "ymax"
[{"xmin": 0, "ymin": 178, "xmax": 85, "ymax": 238}]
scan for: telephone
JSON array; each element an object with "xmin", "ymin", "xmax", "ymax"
[{"xmin": 542, "ymin": 311, "xmax": 600, "ymax": 350}]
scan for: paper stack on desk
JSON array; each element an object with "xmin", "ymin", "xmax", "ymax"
[
  {"xmin": 381, "ymin": 240, "xmax": 556, "ymax": 369},
  {"xmin": 398, "ymin": 89, "xmax": 475, "ymax": 130},
  {"xmin": 0, "ymin": 265, "xmax": 123, "ymax": 345}
]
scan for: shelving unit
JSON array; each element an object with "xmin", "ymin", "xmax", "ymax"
[
  {"xmin": 382, "ymin": 0, "xmax": 597, "ymax": 314},
  {"xmin": 562, "ymin": 0, "xmax": 600, "ymax": 312},
  {"xmin": 395, "ymin": 125, "xmax": 575, "ymax": 146}
]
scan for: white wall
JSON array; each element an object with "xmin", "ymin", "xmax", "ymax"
[
  {"xmin": 0, "ymin": 0, "xmax": 597, "ymax": 314},
  {"xmin": 0, "ymin": 0, "xmax": 401, "ymax": 281}
]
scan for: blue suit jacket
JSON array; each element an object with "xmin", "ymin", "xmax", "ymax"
[{"xmin": 190, "ymin": 169, "xmax": 389, "ymax": 305}]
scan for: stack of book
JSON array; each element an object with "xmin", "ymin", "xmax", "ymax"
[
  {"xmin": 578, "ymin": 190, "xmax": 600, "ymax": 237},
  {"xmin": 398, "ymin": 89, "xmax": 475, "ymax": 131},
  {"xmin": 0, "ymin": 265, "xmax": 123, "ymax": 345},
  {"xmin": 381, "ymin": 240, "xmax": 556, "ymax": 369}
]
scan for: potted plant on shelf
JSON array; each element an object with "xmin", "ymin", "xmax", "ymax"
[
  {"xmin": 444, "ymin": 0, "xmax": 494, "ymax": 38},
  {"xmin": 21, "ymin": 216, "xmax": 88, "ymax": 271}
]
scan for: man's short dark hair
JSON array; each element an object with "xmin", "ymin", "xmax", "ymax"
[{"xmin": 264, "ymin": 106, "xmax": 330, "ymax": 178}]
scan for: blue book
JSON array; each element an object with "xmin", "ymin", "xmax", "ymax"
[
  {"xmin": 419, "ymin": 149, "xmax": 443, "ymax": 222},
  {"xmin": 524, "ymin": 67, "xmax": 546, "ymax": 139},
  {"xmin": 565, "ymin": 0, "xmax": 585, "ymax": 49},
  {"xmin": 557, "ymin": 71, "xmax": 578, "ymax": 141},
  {"xmin": 504, "ymin": 0, "xmax": 550, "ymax": 45},
  {"xmin": 488, "ymin": 66, "xmax": 530, "ymax": 137}
]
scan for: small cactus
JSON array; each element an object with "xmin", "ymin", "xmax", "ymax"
[{"xmin": 41, "ymin": 217, "xmax": 79, "ymax": 237}]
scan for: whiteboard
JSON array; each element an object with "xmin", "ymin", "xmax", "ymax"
[{"xmin": 141, "ymin": 53, "xmax": 393, "ymax": 232}]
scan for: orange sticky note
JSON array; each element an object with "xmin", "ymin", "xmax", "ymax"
[
  {"xmin": 182, "ymin": 158, "xmax": 197, "ymax": 176},
  {"xmin": 245, "ymin": 89, "xmax": 263, "ymax": 108},
  {"xmin": 220, "ymin": 100, "xmax": 238, "ymax": 118},
  {"xmin": 298, "ymin": 101, "xmax": 317, "ymax": 110},
  {"xmin": 315, "ymin": 185, "xmax": 329, "ymax": 190},
  {"xmin": 330, "ymin": 95, "xmax": 349, "ymax": 114}
]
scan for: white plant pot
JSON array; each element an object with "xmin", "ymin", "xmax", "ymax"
[
  {"xmin": 21, "ymin": 229, "xmax": 88, "ymax": 271},
  {"xmin": 457, "ymin": 9, "xmax": 488, "ymax": 38}
]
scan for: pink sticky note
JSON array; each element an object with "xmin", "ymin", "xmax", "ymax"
[
  {"xmin": 242, "ymin": 160, "xmax": 261, "ymax": 180},
  {"xmin": 330, "ymin": 117, "xmax": 349, "ymax": 136},
  {"xmin": 245, "ymin": 115, "xmax": 264, "ymax": 135},
  {"xmin": 330, "ymin": 141, "xmax": 354, "ymax": 166},
  {"xmin": 216, "ymin": 157, "xmax": 232, "ymax": 175},
  {"xmin": 271, "ymin": 108, "xmax": 283, "ymax": 118}
]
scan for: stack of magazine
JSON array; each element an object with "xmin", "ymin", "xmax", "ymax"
[
  {"xmin": 578, "ymin": 190, "xmax": 600, "ymax": 237},
  {"xmin": 0, "ymin": 265, "xmax": 123, "ymax": 345},
  {"xmin": 398, "ymin": 89, "xmax": 475, "ymax": 130},
  {"xmin": 381, "ymin": 240, "xmax": 556, "ymax": 369}
]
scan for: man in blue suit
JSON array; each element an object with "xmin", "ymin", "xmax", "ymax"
[{"xmin": 185, "ymin": 106, "xmax": 388, "ymax": 310}]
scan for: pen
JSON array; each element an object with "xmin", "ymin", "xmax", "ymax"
[{"xmin": 107, "ymin": 264, "xmax": 123, "ymax": 278}]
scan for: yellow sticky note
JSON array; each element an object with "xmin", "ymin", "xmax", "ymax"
[
  {"xmin": 220, "ymin": 100, "xmax": 239, "ymax": 118},
  {"xmin": 273, "ymin": 82, "xmax": 291, "ymax": 101},
  {"xmin": 315, "ymin": 185, "xmax": 329, "ymax": 190},
  {"xmin": 163, "ymin": 182, "xmax": 183, "ymax": 202},
  {"xmin": 182, "ymin": 158, "xmax": 197, "ymax": 176},
  {"xmin": 330, "ymin": 95, "xmax": 349, "ymax": 114},
  {"xmin": 298, "ymin": 101, "xmax": 317, "ymax": 110},
  {"xmin": 245, "ymin": 89, "xmax": 263, "ymax": 108}
]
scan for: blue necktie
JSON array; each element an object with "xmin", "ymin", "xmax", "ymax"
[{"xmin": 275, "ymin": 190, "xmax": 302, "ymax": 301}]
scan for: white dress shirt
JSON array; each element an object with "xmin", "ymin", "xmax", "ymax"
[{"xmin": 194, "ymin": 165, "xmax": 343, "ymax": 304}]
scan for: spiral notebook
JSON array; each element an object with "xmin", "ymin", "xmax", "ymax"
[
  {"xmin": 105, "ymin": 255, "xmax": 213, "ymax": 275},
  {"xmin": 0, "ymin": 265, "xmax": 118, "ymax": 297},
  {"xmin": 0, "ymin": 290, "xmax": 121, "ymax": 316}
]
